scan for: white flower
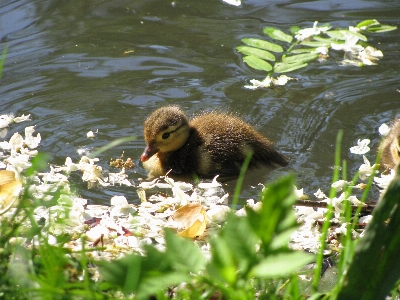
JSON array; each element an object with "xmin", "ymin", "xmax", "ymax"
[
  {"xmin": 87, "ymin": 131, "xmax": 95, "ymax": 138},
  {"xmin": 331, "ymin": 35, "xmax": 363, "ymax": 53},
  {"xmin": 273, "ymin": 75, "xmax": 294, "ymax": 86},
  {"xmin": 207, "ymin": 205, "xmax": 231, "ymax": 223},
  {"xmin": 350, "ymin": 139, "xmax": 370, "ymax": 154},
  {"xmin": 348, "ymin": 26, "xmax": 360, "ymax": 33},
  {"xmin": 78, "ymin": 156, "xmax": 103, "ymax": 186},
  {"xmin": 359, "ymin": 215, "xmax": 373, "ymax": 224},
  {"xmin": 359, "ymin": 155, "xmax": 377, "ymax": 180},
  {"xmin": 170, "ymin": 180, "xmax": 193, "ymax": 192},
  {"xmin": 24, "ymin": 126, "xmax": 41, "ymax": 149},
  {"xmin": 244, "ymin": 75, "xmax": 294, "ymax": 90},
  {"xmin": 347, "ymin": 195, "xmax": 366, "ymax": 207},
  {"xmin": 358, "ymin": 46, "xmax": 383, "ymax": 65},
  {"xmin": 374, "ymin": 169, "xmax": 395, "ymax": 190},
  {"xmin": 110, "ymin": 196, "xmax": 137, "ymax": 218},
  {"xmin": 295, "ymin": 21, "xmax": 331, "ymax": 41},
  {"xmin": 314, "ymin": 189, "xmax": 327, "ymax": 199},
  {"xmin": 198, "ymin": 175, "xmax": 221, "ymax": 189},
  {"xmin": 110, "ymin": 196, "xmax": 129, "ymax": 207},
  {"xmin": 245, "ymin": 77, "xmax": 273, "ymax": 90},
  {"xmin": 139, "ymin": 178, "xmax": 160, "ymax": 189},
  {"xmin": 64, "ymin": 157, "xmax": 79, "ymax": 172},
  {"xmin": 331, "ymin": 180, "xmax": 349, "ymax": 192},
  {"xmin": 222, "ymin": 0, "xmax": 241, "ymax": 6},
  {"xmin": 109, "ymin": 169, "xmax": 133, "ymax": 187},
  {"xmin": 364, "ymin": 46, "xmax": 383, "ymax": 58},
  {"xmin": 9, "ymin": 133, "xmax": 24, "ymax": 151},
  {"xmin": 0, "ymin": 114, "xmax": 14, "ymax": 129},
  {"xmin": 13, "ymin": 114, "xmax": 31, "ymax": 123},
  {"xmin": 6, "ymin": 151, "xmax": 32, "ymax": 172},
  {"xmin": 294, "ymin": 185, "xmax": 304, "ymax": 199},
  {"xmin": 0, "ymin": 141, "xmax": 11, "ymax": 151},
  {"xmin": 86, "ymin": 224, "xmax": 110, "ymax": 242},
  {"xmin": 379, "ymin": 123, "xmax": 390, "ymax": 136},
  {"xmin": 315, "ymin": 47, "xmax": 329, "ymax": 55},
  {"xmin": 40, "ymin": 168, "xmax": 69, "ymax": 183},
  {"xmin": 164, "ymin": 176, "xmax": 191, "ymax": 205}
]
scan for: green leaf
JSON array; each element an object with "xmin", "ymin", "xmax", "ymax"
[
  {"xmin": 289, "ymin": 48, "xmax": 316, "ymax": 54},
  {"xmin": 346, "ymin": 30, "xmax": 367, "ymax": 41},
  {"xmin": 220, "ymin": 213, "xmax": 259, "ymax": 274},
  {"xmin": 99, "ymin": 255, "xmax": 142, "ymax": 294},
  {"xmin": 356, "ymin": 19, "xmax": 380, "ymax": 29},
  {"xmin": 327, "ymin": 30, "xmax": 367, "ymax": 41},
  {"xmin": 300, "ymin": 41, "xmax": 331, "ymax": 47},
  {"xmin": 164, "ymin": 228, "xmax": 206, "ymax": 273},
  {"xmin": 290, "ymin": 26, "xmax": 301, "ymax": 35},
  {"xmin": 236, "ymin": 46, "xmax": 276, "ymax": 61},
  {"xmin": 356, "ymin": 19, "xmax": 397, "ymax": 32},
  {"xmin": 263, "ymin": 27, "xmax": 293, "ymax": 43},
  {"xmin": 270, "ymin": 228, "xmax": 298, "ymax": 250},
  {"xmin": 336, "ymin": 168, "xmax": 400, "ymax": 300},
  {"xmin": 273, "ymin": 62, "xmax": 308, "ymax": 73},
  {"xmin": 250, "ymin": 252, "xmax": 315, "ymax": 278},
  {"xmin": 366, "ymin": 24, "xmax": 397, "ymax": 33},
  {"xmin": 241, "ymin": 38, "xmax": 284, "ymax": 52},
  {"xmin": 245, "ymin": 175, "xmax": 298, "ymax": 248},
  {"xmin": 207, "ymin": 236, "xmax": 237, "ymax": 285},
  {"xmin": 313, "ymin": 36, "xmax": 335, "ymax": 43},
  {"xmin": 283, "ymin": 53, "xmax": 319, "ymax": 64},
  {"xmin": 243, "ymin": 55, "xmax": 272, "ymax": 71},
  {"xmin": 136, "ymin": 273, "xmax": 190, "ymax": 300},
  {"xmin": 326, "ymin": 30, "xmax": 347, "ymax": 40}
]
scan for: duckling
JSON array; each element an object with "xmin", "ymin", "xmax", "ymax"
[
  {"xmin": 140, "ymin": 106, "xmax": 288, "ymax": 179},
  {"xmin": 380, "ymin": 118, "xmax": 400, "ymax": 170}
]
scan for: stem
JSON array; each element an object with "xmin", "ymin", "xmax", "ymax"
[{"xmin": 312, "ymin": 130, "xmax": 343, "ymax": 292}]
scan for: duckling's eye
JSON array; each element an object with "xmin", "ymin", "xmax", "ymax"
[{"xmin": 162, "ymin": 132, "xmax": 170, "ymax": 139}]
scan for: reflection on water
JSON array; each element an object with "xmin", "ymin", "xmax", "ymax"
[{"xmin": 1, "ymin": 0, "xmax": 399, "ymax": 204}]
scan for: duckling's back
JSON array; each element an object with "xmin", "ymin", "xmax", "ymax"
[{"xmin": 179, "ymin": 112, "xmax": 288, "ymax": 177}]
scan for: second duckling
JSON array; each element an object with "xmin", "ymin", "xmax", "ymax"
[
  {"xmin": 380, "ymin": 118, "xmax": 400, "ymax": 170},
  {"xmin": 141, "ymin": 106, "xmax": 288, "ymax": 179}
]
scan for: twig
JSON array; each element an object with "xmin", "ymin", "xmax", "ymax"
[{"xmin": 295, "ymin": 199, "xmax": 377, "ymax": 214}]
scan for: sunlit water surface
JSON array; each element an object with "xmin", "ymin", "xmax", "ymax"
[{"xmin": 1, "ymin": 0, "xmax": 400, "ymax": 205}]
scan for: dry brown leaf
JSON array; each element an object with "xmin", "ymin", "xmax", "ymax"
[
  {"xmin": 172, "ymin": 203, "xmax": 207, "ymax": 238},
  {"xmin": 0, "ymin": 170, "xmax": 22, "ymax": 215}
]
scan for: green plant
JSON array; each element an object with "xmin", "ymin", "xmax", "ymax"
[
  {"xmin": 0, "ymin": 154, "xmax": 108, "ymax": 299},
  {"xmin": 99, "ymin": 173, "xmax": 315, "ymax": 299},
  {"xmin": 237, "ymin": 19, "xmax": 396, "ymax": 76}
]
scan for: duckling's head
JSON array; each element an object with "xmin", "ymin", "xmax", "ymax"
[{"xmin": 141, "ymin": 106, "xmax": 190, "ymax": 162}]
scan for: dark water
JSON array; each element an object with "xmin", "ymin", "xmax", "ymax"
[{"xmin": 1, "ymin": 0, "xmax": 400, "ymax": 205}]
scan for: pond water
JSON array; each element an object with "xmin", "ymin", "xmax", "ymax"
[{"xmin": 1, "ymin": 0, "xmax": 400, "ymax": 205}]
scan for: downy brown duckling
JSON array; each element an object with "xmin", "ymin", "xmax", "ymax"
[
  {"xmin": 140, "ymin": 106, "xmax": 288, "ymax": 179},
  {"xmin": 380, "ymin": 118, "xmax": 400, "ymax": 170}
]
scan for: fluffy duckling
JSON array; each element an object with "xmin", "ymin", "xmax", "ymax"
[
  {"xmin": 141, "ymin": 106, "xmax": 288, "ymax": 179},
  {"xmin": 380, "ymin": 118, "xmax": 400, "ymax": 170}
]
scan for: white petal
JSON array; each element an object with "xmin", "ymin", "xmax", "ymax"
[
  {"xmin": 379, "ymin": 123, "xmax": 390, "ymax": 136},
  {"xmin": 222, "ymin": 0, "xmax": 241, "ymax": 6},
  {"xmin": 0, "ymin": 114, "xmax": 14, "ymax": 129},
  {"xmin": 111, "ymin": 196, "xmax": 129, "ymax": 207},
  {"xmin": 87, "ymin": 131, "xmax": 95, "ymax": 138},
  {"xmin": 349, "ymin": 139, "xmax": 370, "ymax": 154},
  {"xmin": 314, "ymin": 189, "xmax": 327, "ymax": 199},
  {"xmin": 198, "ymin": 175, "xmax": 221, "ymax": 189},
  {"xmin": 13, "ymin": 114, "xmax": 31, "ymax": 123}
]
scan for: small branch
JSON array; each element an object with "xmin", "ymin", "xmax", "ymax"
[{"xmin": 295, "ymin": 199, "xmax": 377, "ymax": 214}]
